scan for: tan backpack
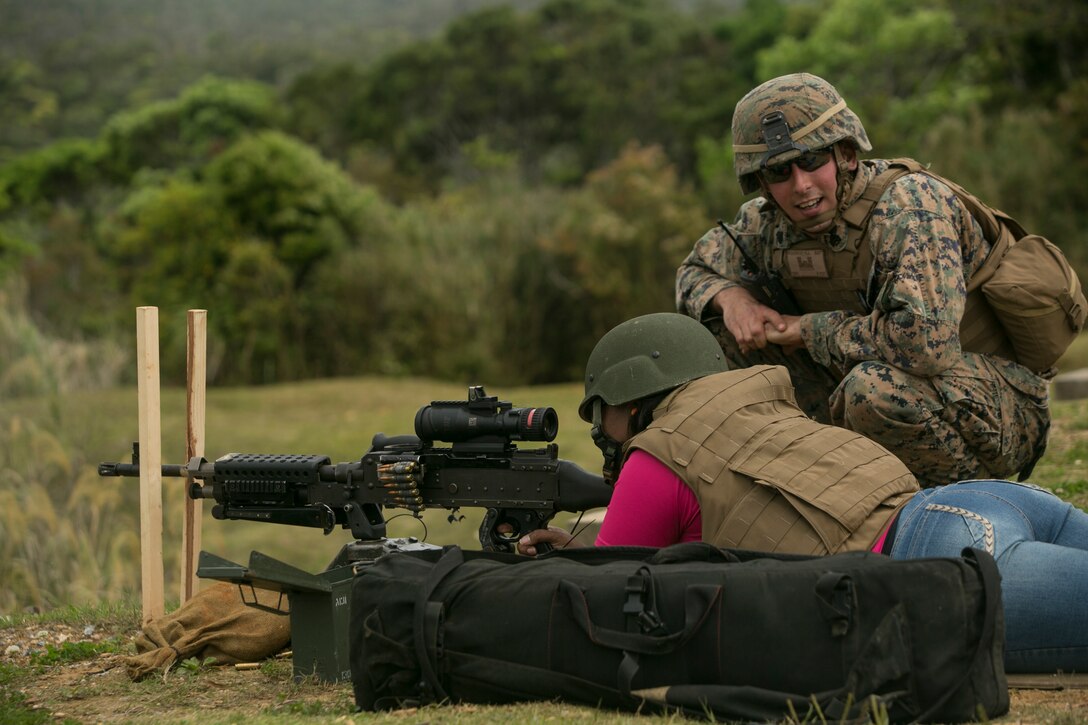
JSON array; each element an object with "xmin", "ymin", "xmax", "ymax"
[{"xmin": 852, "ymin": 158, "xmax": 1086, "ymax": 374}]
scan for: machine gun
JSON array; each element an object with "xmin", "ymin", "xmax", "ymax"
[
  {"xmin": 98, "ymin": 385, "xmax": 612, "ymax": 555},
  {"xmin": 100, "ymin": 385, "xmax": 613, "ymax": 682}
]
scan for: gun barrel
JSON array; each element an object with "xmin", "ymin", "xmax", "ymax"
[{"xmin": 97, "ymin": 462, "xmax": 188, "ymax": 477}]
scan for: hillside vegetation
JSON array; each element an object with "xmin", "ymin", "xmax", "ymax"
[{"xmin": 1, "ymin": 0, "xmax": 1085, "ymax": 391}]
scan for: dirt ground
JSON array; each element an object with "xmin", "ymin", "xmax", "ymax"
[
  {"xmin": 14, "ymin": 652, "xmax": 344, "ymax": 723},
  {"xmin": 4, "ymin": 621, "xmax": 1088, "ymax": 724},
  {"xmin": 2, "ymin": 620, "xmax": 348, "ymax": 722}
]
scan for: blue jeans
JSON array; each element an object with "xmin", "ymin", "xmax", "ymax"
[{"xmin": 888, "ymin": 479, "xmax": 1088, "ymax": 673}]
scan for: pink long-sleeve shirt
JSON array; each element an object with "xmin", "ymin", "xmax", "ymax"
[
  {"xmin": 596, "ymin": 448, "xmax": 891, "ymax": 554},
  {"xmin": 595, "ymin": 449, "xmax": 702, "ymax": 547}
]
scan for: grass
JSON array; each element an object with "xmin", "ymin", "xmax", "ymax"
[
  {"xmin": 28, "ymin": 639, "xmax": 125, "ymax": 667},
  {"xmin": 0, "ymin": 600, "xmax": 142, "ymax": 632},
  {"xmin": 0, "ymin": 688, "xmax": 58, "ymax": 725},
  {"xmin": 1056, "ymin": 331, "xmax": 1088, "ymax": 371}
]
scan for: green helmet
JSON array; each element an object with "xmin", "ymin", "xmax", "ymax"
[
  {"xmin": 578, "ymin": 313, "xmax": 727, "ymax": 423},
  {"xmin": 732, "ymin": 72, "xmax": 871, "ymax": 194}
]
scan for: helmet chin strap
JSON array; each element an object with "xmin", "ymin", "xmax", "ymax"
[{"xmin": 589, "ymin": 399, "xmax": 624, "ymax": 485}]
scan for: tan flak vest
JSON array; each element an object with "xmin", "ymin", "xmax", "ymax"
[
  {"xmin": 628, "ymin": 366, "xmax": 919, "ymax": 556},
  {"xmin": 771, "ymin": 158, "xmax": 1017, "ymax": 363}
]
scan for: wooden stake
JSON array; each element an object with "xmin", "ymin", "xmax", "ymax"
[
  {"xmin": 136, "ymin": 306, "xmax": 165, "ymax": 624},
  {"xmin": 180, "ymin": 309, "xmax": 207, "ymax": 604}
]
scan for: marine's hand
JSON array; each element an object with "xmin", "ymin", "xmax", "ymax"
[
  {"xmin": 764, "ymin": 315, "xmax": 804, "ymax": 354},
  {"xmin": 714, "ymin": 287, "xmax": 787, "ymax": 354},
  {"xmin": 517, "ymin": 527, "xmax": 578, "ymax": 557}
]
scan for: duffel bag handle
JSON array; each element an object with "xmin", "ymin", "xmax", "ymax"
[{"xmin": 559, "ymin": 579, "xmax": 721, "ymax": 655}]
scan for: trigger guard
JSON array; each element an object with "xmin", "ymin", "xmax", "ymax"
[{"xmin": 478, "ymin": 508, "xmax": 513, "ymax": 553}]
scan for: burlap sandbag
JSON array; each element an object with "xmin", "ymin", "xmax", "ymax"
[{"xmin": 125, "ymin": 582, "xmax": 291, "ymax": 680}]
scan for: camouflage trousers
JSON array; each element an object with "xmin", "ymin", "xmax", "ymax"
[{"xmin": 705, "ymin": 320, "xmax": 1051, "ymax": 487}]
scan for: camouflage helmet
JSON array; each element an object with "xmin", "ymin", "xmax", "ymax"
[
  {"xmin": 578, "ymin": 313, "xmax": 726, "ymax": 422},
  {"xmin": 732, "ymin": 73, "xmax": 871, "ymax": 194}
]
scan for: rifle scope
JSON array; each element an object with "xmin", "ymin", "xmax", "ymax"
[{"xmin": 415, "ymin": 400, "xmax": 558, "ymax": 443}]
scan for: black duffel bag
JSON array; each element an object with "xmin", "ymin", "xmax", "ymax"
[{"xmin": 349, "ymin": 542, "xmax": 1007, "ymax": 722}]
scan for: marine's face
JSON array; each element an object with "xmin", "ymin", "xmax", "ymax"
[
  {"xmin": 763, "ymin": 146, "xmax": 857, "ymax": 234},
  {"xmin": 601, "ymin": 403, "xmax": 632, "ymax": 444}
]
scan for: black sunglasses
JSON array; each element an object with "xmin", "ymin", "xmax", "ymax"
[{"xmin": 761, "ymin": 148, "xmax": 834, "ymax": 184}]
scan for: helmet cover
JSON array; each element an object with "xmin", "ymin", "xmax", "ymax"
[{"xmin": 732, "ymin": 72, "xmax": 871, "ymax": 194}]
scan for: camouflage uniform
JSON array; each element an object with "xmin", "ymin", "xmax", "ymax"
[{"xmin": 675, "ymin": 74, "xmax": 1050, "ymax": 487}]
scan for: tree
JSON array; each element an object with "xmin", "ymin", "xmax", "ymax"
[
  {"xmin": 101, "ymin": 76, "xmax": 280, "ymax": 178},
  {"xmin": 528, "ymin": 143, "xmax": 706, "ymax": 380},
  {"xmin": 755, "ymin": 0, "xmax": 980, "ymax": 155},
  {"xmin": 205, "ymin": 130, "xmax": 394, "ymax": 286}
]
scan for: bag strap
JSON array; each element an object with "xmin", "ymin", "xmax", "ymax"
[
  {"xmin": 841, "ymin": 158, "xmax": 921, "ymax": 232},
  {"xmin": 907, "ymin": 547, "xmax": 1004, "ymax": 724},
  {"xmin": 412, "ymin": 545, "xmax": 466, "ymax": 704},
  {"xmin": 842, "ymin": 158, "xmax": 1017, "ymax": 293},
  {"xmin": 561, "ymin": 576, "xmax": 722, "ymax": 694},
  {"xmin": 814, "ymin": 572, "xmax": 855, "ymax": 638}
]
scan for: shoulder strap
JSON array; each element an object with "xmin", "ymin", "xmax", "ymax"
[
  {"xmin": 845, "ymin": 156, "xmax": 1022, "ymax": 245},
  {"xmin": 843, "ymin": 158, "xmax": 1022, "ymax": 295},
  {"xmin": 841, "ymin": 158, "xmax": 922, "ymax": 231},
  {"xmin": 914, "ymin": 169, "xmax": 1007, "ymax": 243},
  {"xmin": 840, "ymin": 159, "xmax": 922, "ymax": 291}
]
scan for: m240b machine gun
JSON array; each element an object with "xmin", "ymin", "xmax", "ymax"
[
  {"xmin": 99, "ymin": 386, "xmax": 613, "ymax": 683},
  {"xmin": 99, "ymin": 385, "xmax": 613, "ymax": 553}
]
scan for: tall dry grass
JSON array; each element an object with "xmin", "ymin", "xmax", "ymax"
[
  {"xmin": 0, "ymin": 415, "xmax": 140, "ymax": 612},
  {"xmin": 0, "ymin": 371, "xmax": 599, "ymax": 613},
  {"xmin": 0, "ymin": 281, "xmax": 128, "ymax": 400}
]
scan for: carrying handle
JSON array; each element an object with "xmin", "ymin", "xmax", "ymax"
[{"xmin": 559, "ymin": 579, "xmax": 721, "ymax": 655}]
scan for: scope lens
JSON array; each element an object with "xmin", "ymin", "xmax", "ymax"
[{"xmin": 518, "ymin": 407, "xmax": 558, "ymax": 441}]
